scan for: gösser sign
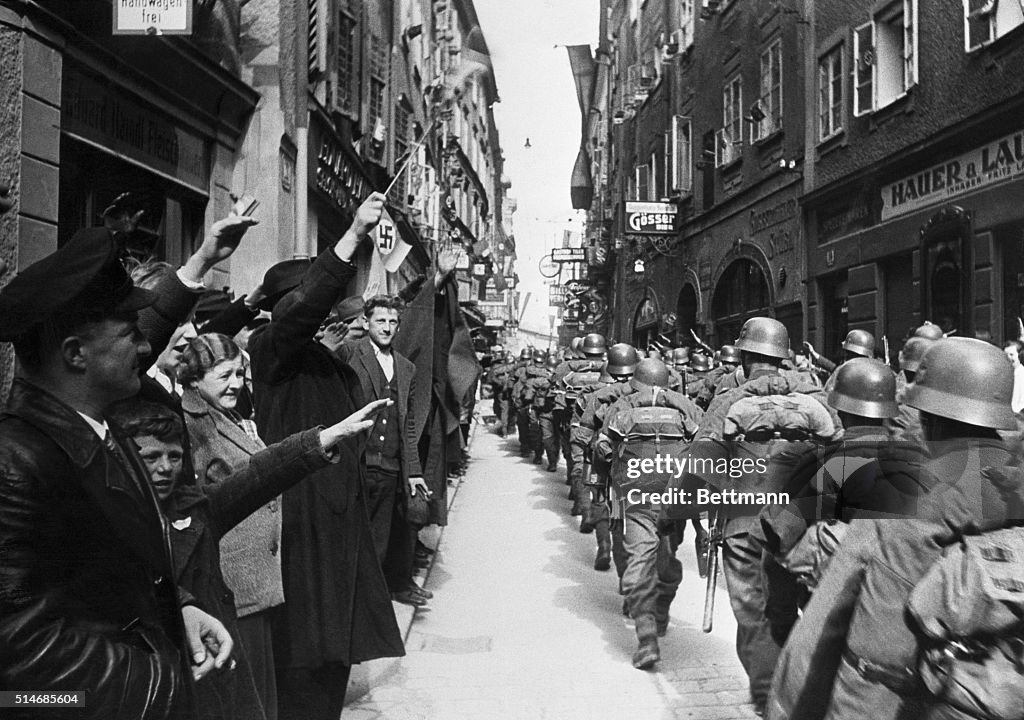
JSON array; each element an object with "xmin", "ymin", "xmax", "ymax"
[
  {"xmin": 114, "ymin": 0, "xmax": 192, "ymax": 35},
  {"xmin": 625, "ymin": 202, "xmax": 677, "ymax": 234}
]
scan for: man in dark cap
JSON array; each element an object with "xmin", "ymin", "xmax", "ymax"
[{"xmin": 0, "ymin": 228, "xmax": 235, "ymax": 719}]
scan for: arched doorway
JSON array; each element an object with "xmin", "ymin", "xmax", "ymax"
[
  {"xmin": 675, "ymin": 285, "xmax": 699, "ymax": 346},
  {"xmin": 711, "ymin": 259, "xmax": 771, "ymax": 347},
  {"xmin": 632, "ymin": 295, "xmax": 660, "ymax": 349}
]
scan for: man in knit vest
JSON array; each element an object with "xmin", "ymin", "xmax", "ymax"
[{"xmin": 338, "ymin": 294, "xmax": 431, "ymax": 607}]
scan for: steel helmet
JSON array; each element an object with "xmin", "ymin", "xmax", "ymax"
[
  {"xmin": 670, "ymin": 347, "xmax": 691, "ymax": 367},
  {"xmin": 899, "ymin": 336, "xmax": 935, "ymax": 373},
  {"xmin": 606, "ymin": 343, "xmax": 639, "ymax": 376},
  {"xmin": 581, "ymin": 333, "xmax": 607, "ymax": 357},
  {"xmin": 719, "ymin": 345, "xmax": 741, "ymax": 365},
  {"xmin": 904, "ymin": 337, "xmax": 1017, "ymax": 429},
  {"xmin": 545, "ymin": 354, "xmax": 560, "ymax": 369},
  {"xmin": 689, "ymin": 353, "xmax": 712, "ymax": 372},
  {"xmin": 827, "ymin": 357, "xmax": 899, "ymax": 419},
  {"xmin": 519, "ymin": 348, "xmax": 531, "ymax": 360},
  {"xmin": 842, "ymin": 329, "xmax": 876, "ymax": 358},
  {"xmin": 533, "ymin": 349, "xmax": 546, "ymax": 363},
  {"xmin": 647, "ymin": 347, "xmax": 663, "ymax": 361},
  {"xmin": 630, "ymin": 358, "xmax": 671, "ymax": 391},
  {"xmin": 914, "ymin": 323, "xmax": 945, "ymax": 341},
  {"xmin": 734, "ymin": 317, "xmax": 790, "ymax": 359}
]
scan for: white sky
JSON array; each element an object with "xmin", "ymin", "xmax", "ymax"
[{"xmin": 474, "ymin": 0, "xmax": 599, "ymax": 336}]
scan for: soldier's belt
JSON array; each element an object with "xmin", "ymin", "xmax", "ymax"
[{"xmin": 733, "ymin": 429, "xmax": 814, "ymax": 442}]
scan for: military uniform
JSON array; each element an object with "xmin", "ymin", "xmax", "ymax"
[
  {"xmin": 552, "ymin": 357, "xmax": 604, "ymax": 478},
  {"xmin": 664, "ymin": 318, "xmax": 840, "ymax": 711},
  {"xmin": 598, "ymin": 380, "xmax": 702, "ymax": 667}
]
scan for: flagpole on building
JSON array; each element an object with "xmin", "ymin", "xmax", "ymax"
[{"xmin": 383, "ymin": 117, "xmax": 439, "ymax": 198}]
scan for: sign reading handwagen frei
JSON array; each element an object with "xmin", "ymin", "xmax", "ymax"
[
  {"xmin": 113, "ymin": 0, "xmax": 192, "ymax": 35},
  {"xmin": 881, "ymin": 129, "xmax": 1024, "ymax": 220}
]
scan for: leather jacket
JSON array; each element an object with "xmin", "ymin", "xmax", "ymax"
[{"xmin": 0, "ymin": 379, "xmax": 193, "ymax": 720}]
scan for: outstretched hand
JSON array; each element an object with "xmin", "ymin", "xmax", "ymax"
[{"xmin": 319, "ymin": 398, "xmax": 393, "ymax": 448}]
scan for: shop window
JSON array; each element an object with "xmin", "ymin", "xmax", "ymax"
[
  {"xmin": 853, "ymin": 0, "xmax": 918, "ymax": 113},
  {"xmin": 671, "ymin": 115, "xmax": 692, "ymax": 194},
  {"xmin": 964, "ymin": 0, "xmax": 1024, "ymax": 51},
  {"xmin": 717, "ymin": 74, "xmax": 742, "ymax": 166},
  {"xmin": 818, "ymin": 45, "xmax": 843, "ymax": 140},
  {"xmin": 751, "ymin": 39, "xmax": 782, "ymax": 142}
]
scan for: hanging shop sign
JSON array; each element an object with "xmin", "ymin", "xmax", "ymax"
[
  {"xmin": 62, "ymin": 67, "xmax": 208, "ymax": 194},
  {"xmin": 635, "ymin": 296, "xmax": 661, "ymax": 329},
  {"xmin": 552, "ymin": 247, "xmax": 587, "ymax": 262},
  {"xmin": 881, "ymin": 128, "xmax": 1024, "ymax": 221},
  {"xmin": 114, "ymin": 0, "xmax": 192, "ymax": 35},
  {"xmin": 549, "ymin": 285, "xmax": 567, "ymax": 305},
  {"xmin": 625, "ymin": 201, "xmax": 677, "ymax": 234}
]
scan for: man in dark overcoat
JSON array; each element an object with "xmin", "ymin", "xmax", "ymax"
[{"xmin": 248, "ymin": 192, "xmax": 404, "ymax": 720}]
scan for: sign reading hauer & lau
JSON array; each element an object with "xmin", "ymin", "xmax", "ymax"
[
  {"xmin": 625, "ymin": 202, "xmax": 677, "ymax": 234},
  {"xmin": 881, "ymin": 129, "xmax": 1024, "ymax": 221},
  {"xmin": 114, "ymin": 0, "xmax": 192, "ymax": 35}
]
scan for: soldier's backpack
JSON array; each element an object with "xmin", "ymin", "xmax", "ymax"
[
  {"xmin": 564, "ymin": 369, "xmax": 603, "ymax": 414},
  {"xmin": 908, "ymin": 527, "xmax": 1024, "ymax": 720},
  {"xmin": 607, "ymin": 390, "xmax": 697, "ymax": 496}
]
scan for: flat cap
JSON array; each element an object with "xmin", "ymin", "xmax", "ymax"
[{"xmin": 0, "ymin": 227, "xmax": 154, "ymax": 342}]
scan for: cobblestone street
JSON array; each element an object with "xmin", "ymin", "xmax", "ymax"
[{"xmin": 347, "ymin": 424, "xmax": 759, "ymax": 720}]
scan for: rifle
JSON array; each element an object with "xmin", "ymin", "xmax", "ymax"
[
  {"xmin": 702, "ymin": 510, "xmax": 725, "ymax": 633},
  {"xmin": 882, "ymin": 335, "xmax": 890, "ymax": 367}
]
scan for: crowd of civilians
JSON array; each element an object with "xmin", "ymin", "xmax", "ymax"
[{"xmin": 0, "ymin": 192, "xmax": 482, "ymax": 720}]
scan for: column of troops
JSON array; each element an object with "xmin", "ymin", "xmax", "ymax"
[{"xmin": 485, "ymin": 320, "xmax": 1024, "ymax": 720}]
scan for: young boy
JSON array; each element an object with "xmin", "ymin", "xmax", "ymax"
[{"xmin": 109, "ymin": 397, "xmax": 387, "ymax": 720}]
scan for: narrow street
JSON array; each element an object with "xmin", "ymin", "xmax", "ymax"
[{"xmin": 347, "ymin": 423, "xmax": 759, "ymax": 720}]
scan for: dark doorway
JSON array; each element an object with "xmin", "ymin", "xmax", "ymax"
[
  {"xmin": 711, "ymin": 259, "xmax": 771, "ymax": 347},
  {"xmin": 819, "ymin": 273, "xmax": 849, "ymax": 360},
  {"xmin": 920, "ymin": 206, "xmax": 973, "ymax": 337},
  {"xmin": 675, "ymin": 284, "xmax": 699, "ymax": 345}
]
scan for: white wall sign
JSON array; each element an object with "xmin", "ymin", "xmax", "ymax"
[{"xmin": 114, "ymin": 0, "xmax": 193, "ymax": 36}]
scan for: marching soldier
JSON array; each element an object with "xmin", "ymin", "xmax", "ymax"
[
  {"xmin": 663, "ymin": 317, "xmax": 839, "ymax": 716},
  {"xmin": 554, "ymin": 334, "xmax": 607, "ymax": 491},
  {"xmin": 511, "ymin": 348, "xmax": 535, "ymax": 453},
  {"xmin": 889, "ymin": 335, "xmax": 935, "ymax": 444},
  {"xmin": 756, "ymin": 358, "xmax": 929, "ymax": 592},
  {"xmin": 533, "ymin": 354, "xmax": 562, "ymax": 470},
  {"xmin": 768, "ymin": 338, "xmax": 1024, "ymax": 720},
  {"xmin": 515, "ymin": 349, "xmax": 551, "ymax": 463},
  {"xmin": 486, "ymin": 348, "xmax": 515, "ymax": 436},
  {"xmin": 684, "ymin": 352, "xmax": 714, "ymax": 409},
  {"xmin": 576, "ymin": 343, "xmax": 640, "ymax": 572},
  {"xmin": 596, "ymin": 359, "xmax": 702, "ymax": 669},
  {"xmin": 804, "ymin": 328, "xmax": 876, "ymax": 387}
]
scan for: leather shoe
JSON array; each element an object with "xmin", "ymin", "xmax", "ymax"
[
  {"xmin": 392, "ymin": 590, "xmax": 427, "ymax": 607},
  {"xmin": 406, "ymin": 584, "xmax": 433, "ymax": 600}
]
